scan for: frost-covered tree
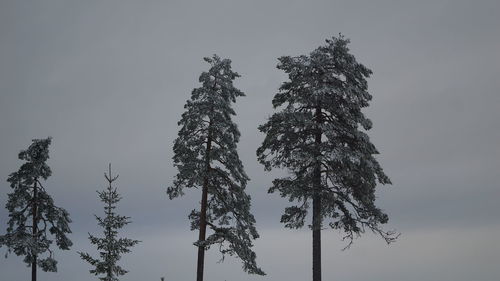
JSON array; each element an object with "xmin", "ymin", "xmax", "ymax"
[
  {"xmin": 79, "ymin": 164, "xmax": 140, "ymax": 281},
  {"xmin": 167, "ymin": 55, "xmax": 264, "ymax": 281},
  {"xmin": 0, "ymin": 137, "xmax": 72, "ymax": 281},
  {"xmin": 257, "ymin": 35, "xmax": 397, "ymax": 281}
]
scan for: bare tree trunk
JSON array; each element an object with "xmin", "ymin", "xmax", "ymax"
[
  {"xmin": 312, "ymin": 194, "xmax": 321, "ymax": 281},
  {"xmin": 312, "ymin": 106, "xmax": 322, "ymax": 281},
  {"xmin": 32, "ymin": 181, "xmax": 38, "ymax": 281},
  {"xmin": 197, "ymin": 123, "xmax": 213, "ymax": 281},
  {"xmin": 196, "ymin": 180, "xmax": 208, "ymax": 281}
]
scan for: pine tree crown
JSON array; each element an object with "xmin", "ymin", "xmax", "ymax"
[
  {"xmin": 257, "ymin": 34, "xmax": 397, "ymax": 247},
  {"xmin": 0, "ymin": 137, "xmax": 72, "ymax": 272}
]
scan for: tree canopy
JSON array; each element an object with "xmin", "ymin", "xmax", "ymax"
[{"xmin": 257, "ymin": 35, "xmax": 396, "ymax": 281}]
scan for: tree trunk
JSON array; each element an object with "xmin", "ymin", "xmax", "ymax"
[
  {"xmin": 312, "ymin": 106, "xmax": 322, "ymax": 281},
  {"xmin": 312, "ymin": 194, "xmax": 321, "ymax": 281},
  {"xmin": 32, "ymin": 181, "xmax": 38, "ymax": 281},
  {"xmin": 197, "ymin": 125, "xmax": 212, "ymax": 281},
  {"xmin": 196, "ymin": 181, "xmax": 208, "ymax": 281}
]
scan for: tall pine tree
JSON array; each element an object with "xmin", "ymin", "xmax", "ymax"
[
  {"xmin": 257, "ymin": 35, "xmax": 397, "ymax": 281},
  {"xmin": 168, "ymin": 55, "xmax": 264, "ymax": 281},
  {"xmin": 79, "ymin": 164, "xmax": 140, "ymax": 281},
  {"xmin": 0, "ymin": 137, "xmax": 72, "ymax": 281}
]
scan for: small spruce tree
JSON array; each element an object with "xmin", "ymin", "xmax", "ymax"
[
  {"xmin": 79, "ymin": 164, "xmax": 140, "ymax": 281},
  {"xmin": 167, "ymin": 55, "xmax": 264, "ymax": 281},
  {"xmin": 0, "ymin": 137, "xmax": 72, "ymax": 281},
  {"xmin": 257, "ymin": 35, "xmax": 397, "ymax": 281}
]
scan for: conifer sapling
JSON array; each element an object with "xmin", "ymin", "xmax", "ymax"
[{"xmin": 79, "ymin": 164, "xmax": 140, "ymax": 281}]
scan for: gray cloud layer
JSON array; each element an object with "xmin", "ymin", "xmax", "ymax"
[{"xmin": 1, "ymin": 0, "xmax": 499, "ymax": 280}]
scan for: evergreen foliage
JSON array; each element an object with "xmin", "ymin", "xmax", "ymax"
[
  {"xmin": 257, "ymin": 35, "xmax": 397, "ymax": 281},
  {"xmin": 79, "ymin": 164, "xmax": 140, "ymax": 281},
  {"xmin": 167, "ymin": 55, "xmax": 264, "ymax": 279},
  {"xmin": 0, "ymin": 137, "xmax": 72, "ymax": 280}
]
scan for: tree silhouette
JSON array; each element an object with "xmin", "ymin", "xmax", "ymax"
[
  {"xmin": 257, "ymin": 35, "xmax": 397, "ymax": 281},
  {"xmin": 168, "ymin": 55, "xmax": 264, "ymax": 281},
  {"xmin": 79, "ymin": 164, "xmax": 140, "ymax": 281},
  {"xmin": 0, "ymin": 137, "xmax": 72, "ymax": 281}
]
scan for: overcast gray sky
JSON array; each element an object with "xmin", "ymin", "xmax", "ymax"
[{"xmin": 1, "ymin": 0, "xmax": 499, "ymax": 281}]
